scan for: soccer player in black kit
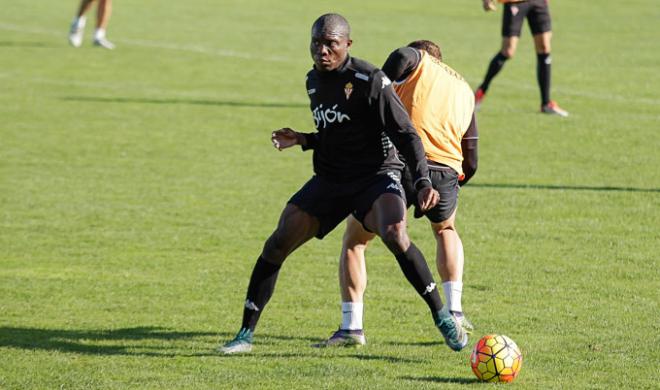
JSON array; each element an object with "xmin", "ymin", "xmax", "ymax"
[
  {"xmin": 476, "ymin": 0, "xmax": 568, "ymax": 116},
  {"xmin": 220, "ymin": 13, "xmax": 468, "ymax": 354}
]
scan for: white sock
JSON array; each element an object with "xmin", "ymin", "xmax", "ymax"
[
  {"xmin": 442, "ymin": 281, "xmax": 463, "ymax": 313},
  {"xmin": 340, "ymin": 302, "xmax": 363, "ymax": 330},
  {"xmin": 73, "ymin": 16, "xmax": 86, "ymax": 29},
  {"xmin": 94, "ymin": 28, "xmax": 106, "ymax": 41}
]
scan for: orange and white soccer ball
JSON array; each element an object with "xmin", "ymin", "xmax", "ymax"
[{"xmin": 470, "ymin": 334, "xmax": 523, "ymax": 383}]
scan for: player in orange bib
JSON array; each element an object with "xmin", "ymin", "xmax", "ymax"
[
  {"xmin": 314, "ymin": 40, "xmax": 478, "ymax": 349},
  {"xmin": 476, "ymin": 0, "xmax": 568, "ymax": 116}
]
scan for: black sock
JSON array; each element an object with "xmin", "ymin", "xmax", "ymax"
[
  {"xmin": 479, "ymin": 52, "xmax": 509, "ymax": 92},
  {"xmin": 394, "ymin": 243, "xmax": 443, "ymax": 315},
  {"xmin": 241, "ymin": 256, "xmax": 282, "ymax": 332},
  {"xmin": 537, "ymin": 53, "xmax": 551, "ymax": 105}
]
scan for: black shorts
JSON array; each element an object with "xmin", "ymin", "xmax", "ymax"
[
  {"xmin": 288, "ymin": 171, "xmax": 405, "ymax": 239},
  {"xmin": 502, "ymin": 0, "xmax": 552, "ymax": 37},
  {"xmin": 402, "ymin": 163, "xmax": 459, "ymax": 224}
]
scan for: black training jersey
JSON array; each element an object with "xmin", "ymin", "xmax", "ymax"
[{"xmin": 302, "ymin": 56, "xmax": 430, "ymax": 185}]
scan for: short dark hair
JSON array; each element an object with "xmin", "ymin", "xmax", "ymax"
[
  {"xmin": 312, "ymin": 13, "xmax": 351, "ymax": 39},
  {"xmin": 407, "ymin": 40, "xmax": 442, "ymax": 61}
]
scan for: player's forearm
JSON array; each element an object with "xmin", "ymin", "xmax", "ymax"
[
  {"xmin": 379, "ymin": 105, "xmax": 427, "ymax": 186},
  {"xmin": 375, "ymin": 71, "xmax": 431, "ymax": 187},
  {"xmin": 459, "ymin": 148, "xmax": 478, "ymax": 186},
  {"xmin": 459, "ymin": 112, "xmax": 479, "ymax": 186},
  {"xmin": 393, "ymin": 130, "xmax": 432, "ymax": 189}
]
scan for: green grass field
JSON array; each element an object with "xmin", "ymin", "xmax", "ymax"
[{"xmin": 1, "ymin": 0, "xmax": 658, "ymax": 388}]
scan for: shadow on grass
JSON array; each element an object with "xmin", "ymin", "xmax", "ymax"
[
  {"xmin": 0, "ymin": 326, "xmax": 217, "ymax": 357},
  {"xmin": 347, "ymin": 353, "xmax": 425, "ymax": 364},
  {"xmin": 0, "ymin": 326, "xmax": 330, "ymax": 357},
  {"xmin": 400, "ymin": 375, "xmax": 479, "ymax": 385},
  {"xmin": 0, "ymin": 41, "xmax": 54, "ymax": 48},
  {"xmin": 219, "ymin": 352, "xmax": 425, "ymax": 364},
  {"xmin": 0, "ymin": 326, "xmax": 429, "ymax": 363},
  {"xmin": 60, "ymin": 96, "xmax": 308, "ymax": 109},
  {"xmin": 384, "ymin": 340, "xmax": 440, "ymax": 347},
  {"xmin": 471, "ymin": 182, "xmax": 660, "ymax": 193}
]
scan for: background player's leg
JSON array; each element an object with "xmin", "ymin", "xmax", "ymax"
[
  {"xmin": 314, "ymin": 216, "xmax": 374, "ymax": 347},
  {"xmin": 479, "ymin": 37, "xmax": 517, "ymax": 94},
  {"xmin": 475, "ymin": 36, "xmax": 517, "ymax": 108},
  {"xmin": 96, "ymin": 0, "xmax": 112, "ymax": 29},
  {"xmin": 431, "ymin": 210, "xmax": 463, "ymax": 304},
  {"xmin": 339, "ymin": 216, "xmax": 374, "ymax": 326},
  {"xmin": 77, "ymin": 0, "xmax": 97, "ymax": 17},
  {"xmin": 534, "ymin": 31, "xmax": 552, "ymax": 106},
  {"xmin": 430, "ymin": 210, "xmax": 473, "ymax": 332},
  {"xmin": 93, "ymin": 0, "xmax": 115, "ymax": 49},
  {"xmin": 534, "ymin": 32, "xmax": 568, "ymax": 116},
  {"xmin": 69, "ymin": 0, "xmax": 96, "ymax": 47}
]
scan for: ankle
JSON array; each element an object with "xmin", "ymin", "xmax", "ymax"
[{"xmin": 94, "ymin": 28, "xmax": 107, "ymax": 41}]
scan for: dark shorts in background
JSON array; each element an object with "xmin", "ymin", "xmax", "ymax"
[
  {"xmin": 502, "ymin": 0, "xmax": 552, "ymax": 37},
  {"xmin": 402, "ymin": 163, "xmax": 459, "ymax": 224},
  {"xmin": 288, "ymin": 171, "xmax": 405, "ymax": 239}
]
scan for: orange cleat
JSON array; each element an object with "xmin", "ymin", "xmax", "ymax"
[
  {"xmin": 541, "ymin": 100, "xmax": 569, "ymax": 117},
  {"xmin": 474, "ymin": 88, "xmax": 486, "ymax": 110}
]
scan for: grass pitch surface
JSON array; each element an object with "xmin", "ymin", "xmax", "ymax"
[{"xmin": 1, "ymin": 1, "xmax": 658, "ymax": 388}]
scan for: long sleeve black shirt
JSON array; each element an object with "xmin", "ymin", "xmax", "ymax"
[{"xmin": 302, "ymin": 56, "xmax": 430, "ymax": 187}]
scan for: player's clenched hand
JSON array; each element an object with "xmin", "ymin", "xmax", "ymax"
[
  {"xmin": 482, "ymin": 0, "xmax": 496, "ymax": 11},
  {"xmin": 417, "ymin": 187, "xmax": 439, "ymax": 212},
  {"xmin": 271, "ymin": 128, "xmax": 301, "ymax": 151}
]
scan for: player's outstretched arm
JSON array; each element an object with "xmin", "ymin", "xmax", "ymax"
[
  {"xmin": 272, "ymin": 128, "xmax": 319, "ymax": 151},
  {"xmin": 271, "ymin": 128, "xmax": 305, "ymax": 150}
]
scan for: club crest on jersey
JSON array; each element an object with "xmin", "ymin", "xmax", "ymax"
[
  {"xmin": 344, "ymin": 82, "xmax": 353, "ymax": 100},
  {"xmin": 511, "ymin": 5, "xmax": 519, "ymax": 16}
]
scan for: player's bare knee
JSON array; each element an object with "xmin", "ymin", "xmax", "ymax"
[
  {"xmin": 434, "ymin": 226, "xmax": 456, "ymax": 240},
  {"xmin": 536, "ymin": 45, "xmax": 551, "ymax": 55},
  {"xmin": 261, "ymin": 230, "xmax": 290, "ymax": 264},
  {"xmin": 380, "ymin": 223, "xmax": 410, "ymax": 254},
  {"xmin": 432, "ymin": 220, "xmax": 457, "ymax": 239},
  {"xmin": 501, "ymin": 48, "xmax": 515, "ymax": 59}
]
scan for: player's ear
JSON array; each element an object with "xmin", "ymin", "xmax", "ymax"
[{"xmin": 346, "ymin": 39, "xmax": 353, "ymax": 50}]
